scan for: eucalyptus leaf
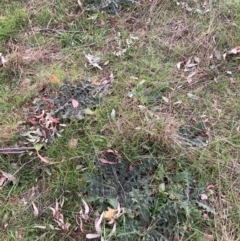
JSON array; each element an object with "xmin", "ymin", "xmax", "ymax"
[{"xmin": 34, "ymin": 143, "xmax": 44, "ymax": 151}]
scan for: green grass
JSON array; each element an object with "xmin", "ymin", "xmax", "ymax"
[
  {"xmin": 0, "ymin": 0, "xmax": 240, "ymax": 240},
  {"xmin": 0, "ymin": 8, "xmax": 27, "ymax": 43}
]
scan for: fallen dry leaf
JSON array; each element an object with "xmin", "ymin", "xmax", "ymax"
[
  {"xmin": 50, "ymin": 200, "xmax": 62, "ymax": 220},
  {"xmin": 187, "ymin": 93, "xmax": 199, "ymax": 100},
  {"xmin": 99, "ymin": 158, "xmax": 117, "ymax": 165},
  {"xmin": 32, "ymin": 202, "xmax": 39, "ymax": 217},
  {"xmin": 48, "ymin": 116, "xmax": 59, "ymax": 123},
  {"xmin": 86, "ymin": 233, "xmax": 101, "ymax": 239},
  {"xmin": 224, "ymin": 45, "xmax": 240, "ymax": 59},
  {"xmin": 24, "ymin": 116, "xmax": 37, "ymax": 125},
  {"xmin": 37, "ymin": 151, "xmax": 54, "ymax": 164},
  {"xmin": 95, "ymin": 212, "xmax": 104, "ymax": 235},
  {"xmin": 85, "ymin": 54, "xmax": 102, "ymax": 70},
  {"xmin": 206, "ymin": 184, "xmax": 214, "ymax": 190},
  {"xmin": 176, "ymin": 61, "xmax": 183, "ymax": 69},
  {"xmin": 187, "ymin": 71, "xmax": 197, "ymax": 84},
  {"xmin": 72, "ymin": 99, "xmax": 79, "ymax": 108},
  {"xmin": 194, "ymin": 56, "xmax": 200, "ymax": 63},
  {"xmin": 185, "ymin": 59, "xmax": 198, "ymax": 69},
  {"xmin": 228, "ymin": 46, "xmax": 240, "ymax": 54},
  {"xmin": 103, "ymin": 60, "xmax": 109, "ymax": 66},
  {"xmin": 100, "ymin": 73, "xmax": 114, "ymax": 86},
  {"xmin": 185, "ymin": 62, "xmax": 197, "ymax": 68},
  {"xmin": 50, "ymin": 199, "xmax": 70, "ymax": 231},
  {"xmin": 105, "ymin": 149, "xmax": 121, "ymax": 157},
  {"xmin": 81, "ymin": 199, "xmax": 89, "ymax": 215},
  {"xmin": 0, "ymin": 170, "xmax": 16, "ymax": 185},
  {"xmin": 34, "ymin": 225, "xmax": 47, "ymax": 229}
]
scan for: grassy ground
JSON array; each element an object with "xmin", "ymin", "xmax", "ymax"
[{"xmin": 0, "ymin": 0, "xmax": 240, "ymax": 240}]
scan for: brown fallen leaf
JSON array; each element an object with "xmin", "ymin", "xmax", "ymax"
[
  {"xmin": 86, "ymin": 212, "xmax": 104, "ymax": 239},
  {"xmin": 187, "ymin": 71, "xmax": 197, "ymax": 84},
  {"xmin": 0, "ymin": 170, "xmax": 16, "ymax": 185},
  {"xmin": 224, "ymin": 46, "xmax": 240, "ymax": 59},
  {"xmin": 35, "ymin": 110, "xmax": 45, "ymax": 119},
  {"xmin": 185, "ymin": 59, "xmax": 198, "ymax": 68},
  {"xmin": 99, "ymin": 158, "xmax": 117, "ymax": 165},
  {"xmin": 228, "ymin": 46, "xmax": 240, "ymax": 54},
  {"xmin": 105, "ymin": 149, "xmax": 121, "ymax": 158},
  {"xmin": 49, "ymin": 116, "xmax": 59, "ymax": 123},
  {"xmin": 37, "ymin": 151, "xmax": 54, "ymax": 164},
  {"xmin": 50, "ymin": 200, "xmax": 62, "ymax": 220},
  {"xmin": 206, "ymin": 184, "xmax": 214, "ymax": 190},
  {"xmin": 24, "ymin": 116, "xmax": 37, "ymax": 125},
  {"xmin": 41, "ymin": 129, "xmax": 47, "ymax": 138},
  {"xmin": 185, "ymin": 62, "xmax": 197, "ymax": 68}
]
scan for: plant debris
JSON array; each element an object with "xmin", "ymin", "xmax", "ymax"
[{"xmin": 21, "ymin": 75, "xmax": 114, "ymax": 144}]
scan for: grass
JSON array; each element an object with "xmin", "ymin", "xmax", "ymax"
[{"xmin": 0, "ymin": 0, "xmax": 240, "ymax": 240}]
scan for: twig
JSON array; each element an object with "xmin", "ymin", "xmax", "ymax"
[
  {"xmin": 0, "ymin": 147, "xmax": 35, "ymax": 154},
  {"xmin": 33, "ymin": 28, "xmax": 83, "ymax": 34}
]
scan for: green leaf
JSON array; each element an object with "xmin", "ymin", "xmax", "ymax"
[{"xmin": 34, "ymin": 143, "xmax": 44, "ymax": 152}]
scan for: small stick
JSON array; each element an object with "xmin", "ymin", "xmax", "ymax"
[{"xmin": 0, "ymin": 147, "xmax": 35, "ymax": 154}]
